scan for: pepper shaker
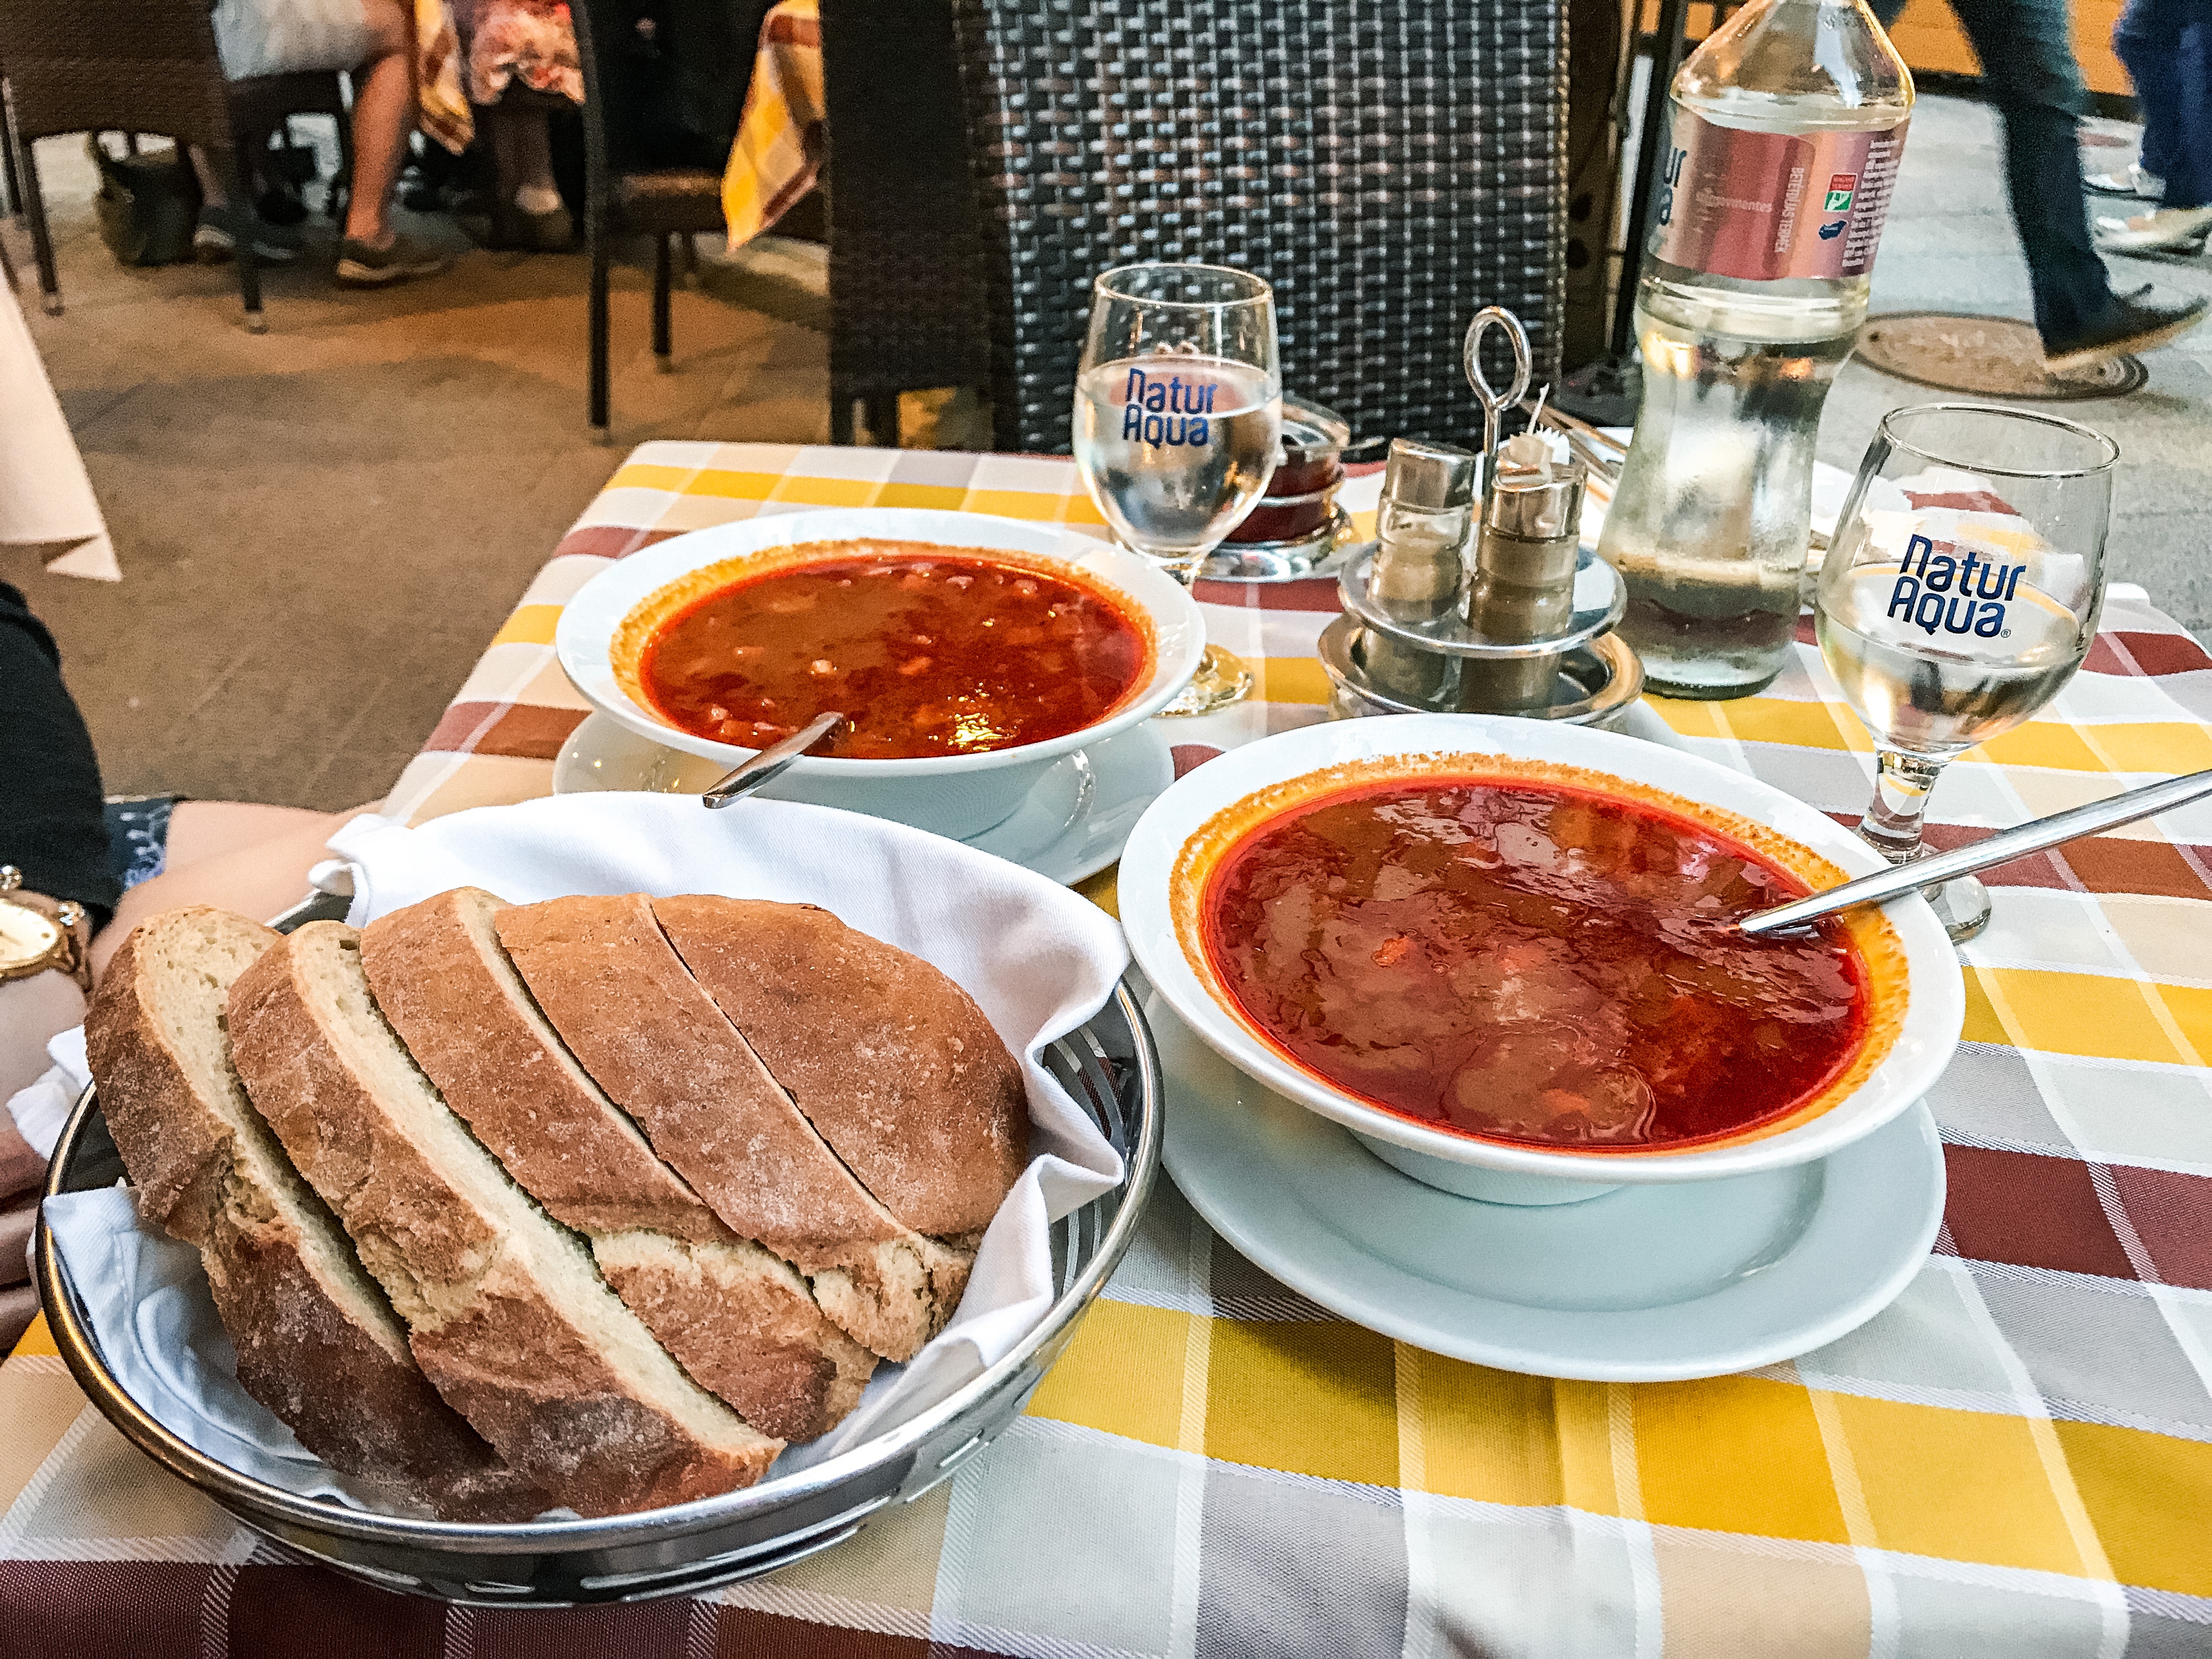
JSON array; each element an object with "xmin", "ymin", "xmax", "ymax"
[
  {"xmin": 1459, "ymin": 433, "xmax": 1589, "ymax": 714},
  {"xmin": 1361, "ymin": 438, "xmax": 1480, "ymax": 706}
]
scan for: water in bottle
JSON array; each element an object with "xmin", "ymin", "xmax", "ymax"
[{"xmin": 1597, "ymin": 0, "xmax": 1912, "ymax": 698}]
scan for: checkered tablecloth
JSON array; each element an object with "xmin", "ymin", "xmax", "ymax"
[
  {"xmin": 721, "ymin": 0, "xmax": 824, "ymax": 247},
  {"xmin": 6, "ymin": 442, "xmax": 2211, "ymax": 1656}
]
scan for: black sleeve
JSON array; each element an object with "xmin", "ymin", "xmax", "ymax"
[{"xmin": 0, "ymin": 582, "xmax": 119, "ymax": 927}]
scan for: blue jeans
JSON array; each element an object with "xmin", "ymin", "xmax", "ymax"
[
  {"xmin": 2115, "ymin": 0, "xmax": 2212, "ymax": 209},
  {"xmin": 1874, "ymin": 0, "xmax": 2114, "ymax": 341}
]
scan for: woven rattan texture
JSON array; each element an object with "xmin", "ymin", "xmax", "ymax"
[
  {"xmin": 0, "ymin": 0, "xmax": 234, "ymax": 143},
  {"xmin": 821, "ymin": 0, "xmax": 991, "ymax": 407},
  {"xmin": 949, "ymin": 0, "xmax": 1567, "ymax": 453}
]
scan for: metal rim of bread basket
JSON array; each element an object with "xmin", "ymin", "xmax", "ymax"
[{"xmin": 34, "ymin": 894, "xmax": 1163, "ymax": 1607}]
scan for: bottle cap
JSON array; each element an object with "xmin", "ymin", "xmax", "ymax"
[
  {"xmin": 1484, "ymin": 448, "xmax": 1588, "ymax": 541},
  {"xmin": 1381, "ymin": 438, "xmax": 1478, "ymax": 511}
]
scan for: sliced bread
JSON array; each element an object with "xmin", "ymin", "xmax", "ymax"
[
  {"xmin": 494, "ymin": 894, "xmax": 970, "ymax": 1362},
  {"xmin": 83, "ymin": 907, "xmax": 544, "ymax": 1521},
  {"xmin": 227, "ymin": 921, "xmax": 781, "ymax": 1515},
  {"xmin": 361, "ymin": 887, "xmax": 873, "ymax": 1440},
  {"xmin": 654, "ymin": 896, "xmax": 1028, "ymax": 1238}
]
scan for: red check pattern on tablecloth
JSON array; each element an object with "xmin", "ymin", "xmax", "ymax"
[{"xmin": 4, "ymin": 442, "xmax": 2212, "ymax": 1658}]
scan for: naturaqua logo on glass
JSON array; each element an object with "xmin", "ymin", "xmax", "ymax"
[
  {"xmin": 1884, "ymin": 535, "xmax": 2028, "ymax": 639},
  {"xmin": 1118, "ymin": 365, "xmax": 1217, "ymax": 448}
]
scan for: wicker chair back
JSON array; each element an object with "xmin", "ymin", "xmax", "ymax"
[
  {"xmin": 571, "ymin": 0, "xmax": 727, "ymax": 428},
  {"xmin": 819, "ymin": 0, "xmax": 990, "ymax": 439},
  {"xmin": 0, "ymin": 0, "xmax": 232, "ymax": 145},
  {"xmin": 948, "ymin": 0, "xmax": 1567, "ymax": 453}
]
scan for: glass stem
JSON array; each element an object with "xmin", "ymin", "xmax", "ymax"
[{"xmin": 1859, "ymin": 749, "xmax": 1944, "ymax": 865}]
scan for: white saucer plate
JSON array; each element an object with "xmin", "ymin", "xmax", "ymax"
[
  {"xmin": 1149, "ymin": 995, "xmax": 1945, "ymax": 1381},
  {"xmin": 553, "ymin": 711, "xmax": 1174, "ymax": 887}
]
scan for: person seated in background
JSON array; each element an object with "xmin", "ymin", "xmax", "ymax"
[
  {"xmin": 0, "ymin": 582, "xmax": 364, "ymax": 1352},
  {"xmin": 190, "ymin": 0, "xmax": 453, "ymax": 286},
  {"xmin": 455, "ymin": 0, "xmax": 584, "ymax": 250}
]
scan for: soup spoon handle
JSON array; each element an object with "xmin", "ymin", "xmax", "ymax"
[
  {"xmin": 1740, "ymin": 766, "xmax": 2212, "ymax": 936},
  {"xmin": 701, "ymin": 712, "xmax": 847, "ymax": 809}
]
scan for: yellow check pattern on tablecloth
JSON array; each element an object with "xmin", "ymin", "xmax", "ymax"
[
  {"xmin": 5, "ymin": 441, "xmax": 2211, "ymax": 1657},
  {"xmin": 721, "ymin": 0, "xmax": 824, "ymax": 247}
]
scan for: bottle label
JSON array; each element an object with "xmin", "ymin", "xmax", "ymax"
[{"xmin": 1650, "ymin": 108, "xmax": 1908, "ymax": 281}]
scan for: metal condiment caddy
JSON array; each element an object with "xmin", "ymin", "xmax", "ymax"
[{"xmin": 1319, "ymin": 307, "xmax": 1645, "ymax": 727}]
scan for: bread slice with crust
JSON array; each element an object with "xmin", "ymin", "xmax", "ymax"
[
  {"xmin": 654, "ymin": 896, "xmax": 1028, "ymax": 1238},
  {"xmin": 227, "ymin": 921, "xmax": 781, "ymax": 1515},
  {"xmin": 83, "ymin": 907, "xmax": 545, "ymax": 1521},
  {"xmin": 494, "ymin": 894, "xmax": 970, "ymax": 1363},
  {"xmin": 360, "ymin": 887, "xmax": 873, "ymax": 1440}
]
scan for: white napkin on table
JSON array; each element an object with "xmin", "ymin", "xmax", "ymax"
[
  {"xmin": 0, "ymin": 286, "xmax": 117, "ymax": 582},
  {"xmin": 47, "ymin": 792, "xmax": 1131, "ymax": 1505}
]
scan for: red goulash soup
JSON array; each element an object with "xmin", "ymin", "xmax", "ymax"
[
  {"xmin": 1200, "ymin": 776, "xmax": 1870, "ymax": 1150},
  {"xmin": 639, "ymin": 552, "xmax": 1149, "ymax": 760}
]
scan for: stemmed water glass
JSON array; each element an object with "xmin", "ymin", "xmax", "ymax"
[
  {"xmin": 1072, "ymin": 262, "xmax": 1283, "ymax": 716},
  {"xmin": 1814, "ymin": 403, "xmax": 2117, "ymax": 942}
]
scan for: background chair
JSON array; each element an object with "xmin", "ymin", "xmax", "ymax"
[
  {"xmin": 572, "ymin": 0, "xmax": 726, "ymax": 432},
  {"xmin": 817, "ymin": 0, "xmax": 990, "ymax": 444},
  {"xmin": 0, "ymin": 0, "xmax": 351, "ymax": 330},
  {"xmin": 947, "ymin": 0, "xmax": 1568, "ymax": 453}
]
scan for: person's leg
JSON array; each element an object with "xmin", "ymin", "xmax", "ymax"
[
  {"xmin": 1941, "ymin": 0, "xmax": 2114, "ymax": 343},
  {"xmin": 2114, "ymin": 0, "xmax": 2208, "ymax": 207},
  {"xmin": 335, "ymin": 0, "xmax": 455, "ymax": 284},
  {"xmin": 341, "ymin": 0, "xmax": 415, "ymax": 247},
  {"xmin": 2095, "ymin": 2, "xmax": 2212, "ymax": 246},
  {"xmin": 2168, "ymin": 18, "xmax": 2212, "ymax": 208},
  {"xmin": 490, "ymin": 102, "xmax": 558, "ymax": 204},
  {"xmin": 2117, "ymin": 0, "xmax": 2175, "ymax": 183}
]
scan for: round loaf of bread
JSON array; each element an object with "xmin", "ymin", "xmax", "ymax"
[{"xmin": 653, "ymin": 896, "xmax": 1030, "ymax": 1241}]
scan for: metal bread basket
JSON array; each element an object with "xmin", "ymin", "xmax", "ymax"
[{"xmin": 33, "ymin": 894, "xmax": 1162, "ymax": 1607}]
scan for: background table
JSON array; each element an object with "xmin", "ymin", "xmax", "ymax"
[
  {"xmin": 720, "ymin": 0, "xmax": 823, "ymax": 247},
  {"xmin": 5, "ymin": 442, "xmax": 2211, "ymax": 1656}
]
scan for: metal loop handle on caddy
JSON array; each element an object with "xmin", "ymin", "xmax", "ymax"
[{"xmin": 1463, "ymin": 307, "xmax": 1534, "ymax": 481}]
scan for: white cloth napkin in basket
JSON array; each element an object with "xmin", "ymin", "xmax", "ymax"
[{"xmin": 46, "ymin": 793, "xmax": 1131, "ymax": 1509}]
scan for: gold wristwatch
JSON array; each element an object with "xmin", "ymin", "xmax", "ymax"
[{"xmin": 0, "ymin": 867, "xmax": 92, "ymax": 991}]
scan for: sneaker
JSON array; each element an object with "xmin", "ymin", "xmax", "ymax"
[
  {"xmin": 335, "ymin": 230, "xmax": 453, "ymax": 287},
  {"xmin": 193, "ymin": 205, "xmax": 302, "ymax": 264},
  {"xmin": 2042, "ymin": 286, "xmax": 2211, "ymax": 374},
  {"xmin": 2084, "ymin": 162, "xmax": 2163, "ymax": 199},
  {"xmin": 2094, "ymin": 203, "xmax": 2212, "ymax": 252}
]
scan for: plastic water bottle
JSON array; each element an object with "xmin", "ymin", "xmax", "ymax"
[{"xmin": 1597, "ymin": 0, "xmax": 1912, "ymax": 699}]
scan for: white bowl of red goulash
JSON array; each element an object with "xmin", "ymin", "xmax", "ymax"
[
  {"xmin": 555, "ymin": 507, "xmax": 1205, "ymax": 838},
  {"xmin": 1119, "ymin": 714, "xmax": 1965, "ymax": 1204}
]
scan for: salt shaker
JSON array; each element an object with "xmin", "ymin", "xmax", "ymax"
[
  {"xmin": 1459, "ymin": 433, "xmax": 1589, "ymax": 714},
  {"xmin": 1359, "ymin": 438, "xmax": 1479, "ymax": 705}
]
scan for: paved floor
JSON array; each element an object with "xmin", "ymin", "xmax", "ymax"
[
  {"xmin": 4, "ymin": 94, "xmax": 2209, "ymax": 812},
  {"xmin": 4, "ymin": 136, "xmax": 832, "ymax": 809}
]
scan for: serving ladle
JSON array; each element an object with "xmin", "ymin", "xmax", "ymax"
[
  {"xmin": 701, "ymin": 710, "xmax": 846, "ymax": 809},
  {"xmin": 1740, "ymin": 766, "xmax": 2212, "ymax": 936}
]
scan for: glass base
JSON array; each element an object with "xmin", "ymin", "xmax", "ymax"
[
  {"xmin": 1637, "ymin": 665, "xmax": 1785, "ymax": 701},
  {"xmin": 1160, "ymin": 643, "xmax": 1254, "ymax": 716},
  {"xmin": 1925, "ymin": 872, "xmax": 1992, "ymax": 943}
]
